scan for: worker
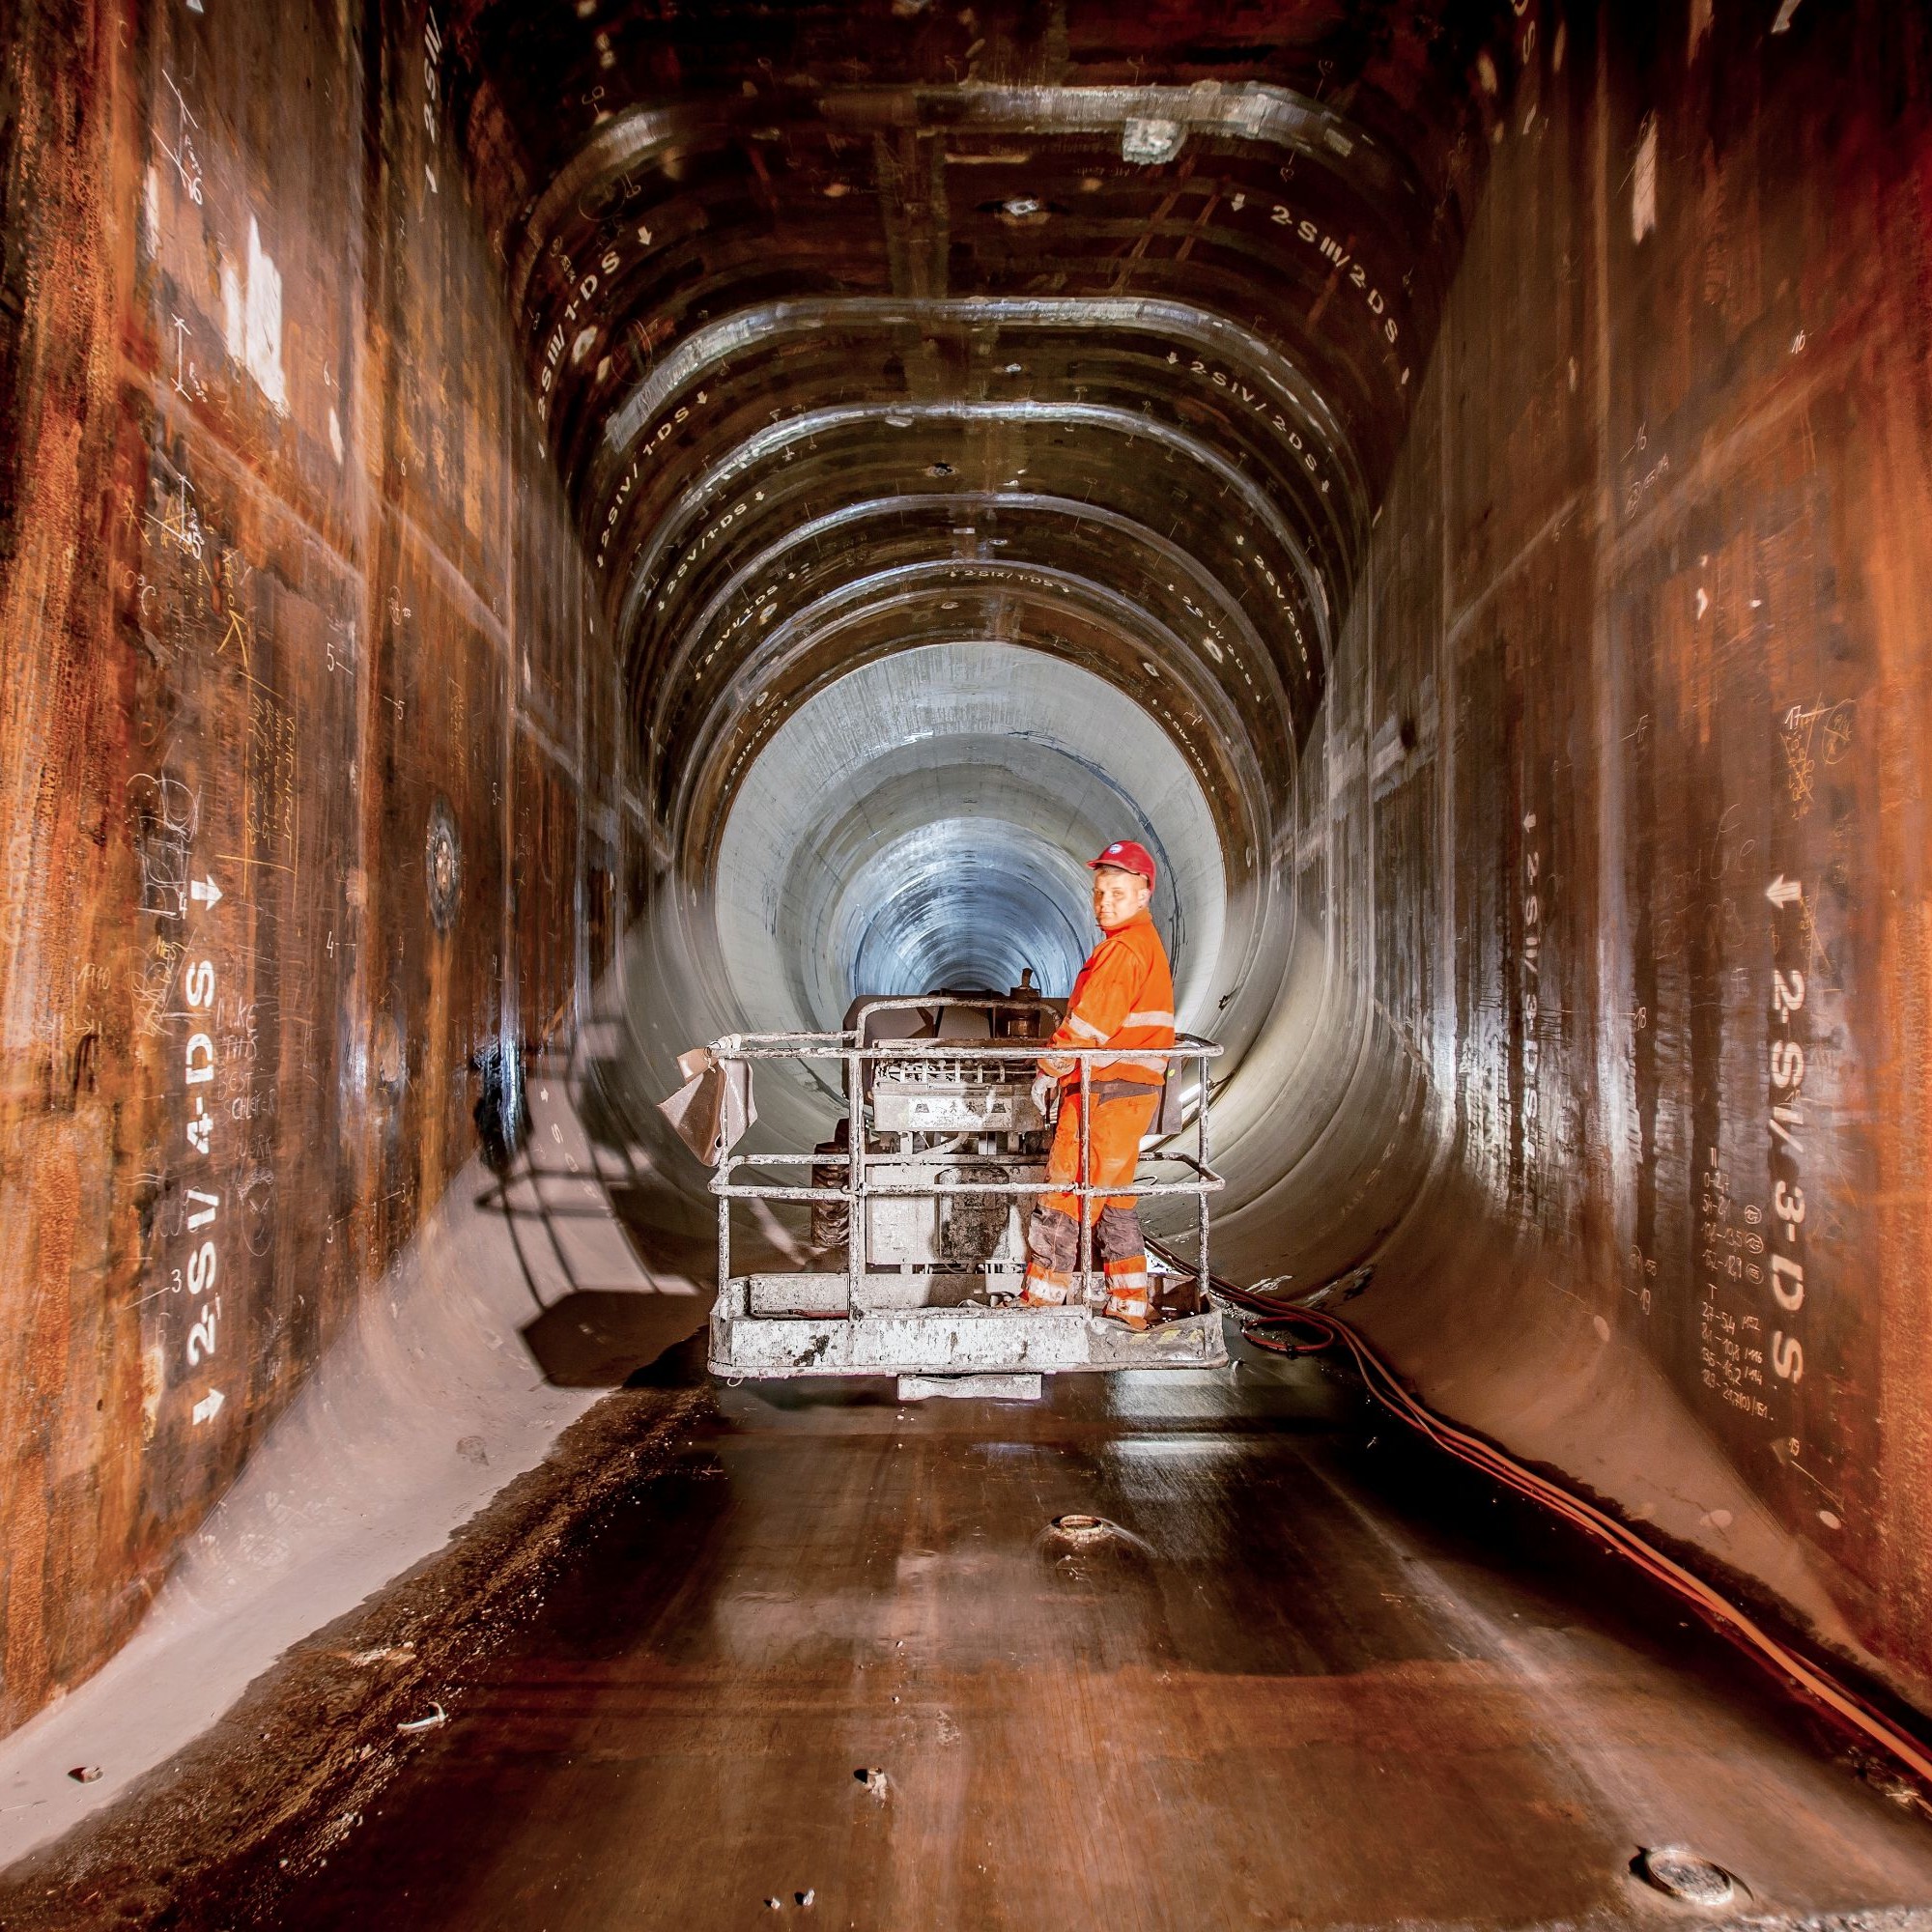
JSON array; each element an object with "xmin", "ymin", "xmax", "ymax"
[{"xmin": 1021, "ymin": 840, "xmax": 1176, "ymax": 1329}]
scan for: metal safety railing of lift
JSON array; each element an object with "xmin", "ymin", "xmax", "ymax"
[{"xmin": 708, "ymin": 995, "xmax": 1225, "ymax": 1308}]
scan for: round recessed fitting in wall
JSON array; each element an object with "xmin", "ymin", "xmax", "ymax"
[{"xmin": 425, "ymin": 798, "xmax": 461, "ymax": 930}]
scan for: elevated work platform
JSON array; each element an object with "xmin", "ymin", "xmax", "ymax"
[
  {"xmin": 711, "ymin": 1271, "xmax": 1228, "ymax": 1379},
  {"xmin": 687, "ymin": 994, "xmax": 1226, "ymax": 1391}
]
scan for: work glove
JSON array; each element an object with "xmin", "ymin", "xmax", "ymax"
[{"xmin": 1029, "ymin": 1072, "xmax": 1055, "ymax": 1121}]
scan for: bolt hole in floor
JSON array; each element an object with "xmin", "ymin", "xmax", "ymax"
[{"xmin": 270, "ymin": 1350, "xmax": 1932, "ymax": 1930}]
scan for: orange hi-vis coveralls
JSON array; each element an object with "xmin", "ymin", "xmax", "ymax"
[{"xmin": 1021, "ymin": 908, "xmax": 1176, "ymax": 1327}]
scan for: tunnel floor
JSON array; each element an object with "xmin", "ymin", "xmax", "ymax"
[{"xmin": 265, "ymin": 1350, "xmax": 1932, "ymax": 1930}]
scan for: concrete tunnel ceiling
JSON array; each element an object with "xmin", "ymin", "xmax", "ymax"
[{"xmin": 441, "ymin": 0, "xmax": 1495, "ymax": 1122}]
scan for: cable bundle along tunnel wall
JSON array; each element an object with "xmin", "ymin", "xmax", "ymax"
[{"xmin": 2, "ymin": 0, "xmax": 1932, "ymax": 1854}]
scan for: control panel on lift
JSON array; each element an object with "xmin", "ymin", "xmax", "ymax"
[
  {"xmin": 697, "ymin": 983, "xmax": 1227, "ymax": 1398},
  {"xmin": 812, "ymin": 981, "xmax": 1060, "ymax": 1288}
]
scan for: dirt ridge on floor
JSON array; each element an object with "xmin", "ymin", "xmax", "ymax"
[{"xmin": 0, "ymin": 1380, "xmax": 711, "ymax": 1932}]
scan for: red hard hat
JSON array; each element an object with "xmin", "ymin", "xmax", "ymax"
[{"xmin": 1089, "ymin": 839, "xmax": 1157, "ymax": 888}]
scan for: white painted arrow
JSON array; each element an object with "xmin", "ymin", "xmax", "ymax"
[
  {"xmin": 191, "ymin": 1387, "xmax": 225, "ymax": 1426},
  {"xmin": 190, "ymin": 875, "xmax": 223, "ymax": 908},
  {"xmin": 1765, "ymin": 874, "xmax": 1803, "ymax": 909}
]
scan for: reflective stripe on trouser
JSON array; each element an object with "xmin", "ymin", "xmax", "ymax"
[
  {"xmin": 1022, "ymin": 1087, "xmax": 1159, "ymax": 1308},
  {"xmin": 1096, "ymin": 1206, "xmax": 1152, "ymax": 1325}
]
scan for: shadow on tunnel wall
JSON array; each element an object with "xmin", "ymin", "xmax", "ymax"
[
  {"xmin": 518, "ymin": 989, "xmax": 861, "ymax": 1396},
  {"xmin": 482, "ymin": 1113, "xmax": 707, "ymax": 1391},
  {"xmin": 473, "ymin": 1036, "xmax": 731, "ymax": 1392}
]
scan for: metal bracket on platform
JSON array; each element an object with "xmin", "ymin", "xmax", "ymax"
[{"xmin": 897, "ymin": 1373, "xmax": 1043, "ymax": 1402}]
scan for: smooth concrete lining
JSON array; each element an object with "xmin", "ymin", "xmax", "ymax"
[
  {"xmin": 712, "ymin": 642, "xmax": 1229, "ymax": 1030},
  {"xmin": 832, "ymin": 817, "xmax": 1098, "ymax": 1008},
  {"xmin": 636, "ymin": 639, "xmax": 1244, "ymax": 1155}
]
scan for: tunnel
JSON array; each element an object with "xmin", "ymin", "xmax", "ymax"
[{"xmin": 4, "ymin": 0, "xmax": 1932, "ymax": 1922}]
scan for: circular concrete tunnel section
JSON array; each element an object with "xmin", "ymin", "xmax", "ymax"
[{"xmin": 644, "ymin": 639, "xmax": 1249, "ymax": 1151}]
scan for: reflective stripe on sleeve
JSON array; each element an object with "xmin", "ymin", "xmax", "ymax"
[{"xmin": 1122, "ymin": 1009, "xmax": 1176, "ymax": 1029}]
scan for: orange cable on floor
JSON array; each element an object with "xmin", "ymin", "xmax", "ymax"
[{"xmin": 1164, "ymin": 1249, "xmax": 1932, "ymax": 1793}]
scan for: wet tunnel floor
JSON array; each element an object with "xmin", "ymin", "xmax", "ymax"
[{"xmin": 275, "ymin": 1352, "xmax": 1932, "ymax": 1931}]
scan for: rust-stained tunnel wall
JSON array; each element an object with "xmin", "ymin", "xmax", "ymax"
[
  {"xmin": 1214, "ymin": 0, "xmax": 1932, "ymax": 1714},
  {"xmin": 4, "ymin": 0, "xmax": 1932, "ymax": 1762},
  {"xmin": 0, "ymin": 0, "xmax": 611, "ymax": 1733}
]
